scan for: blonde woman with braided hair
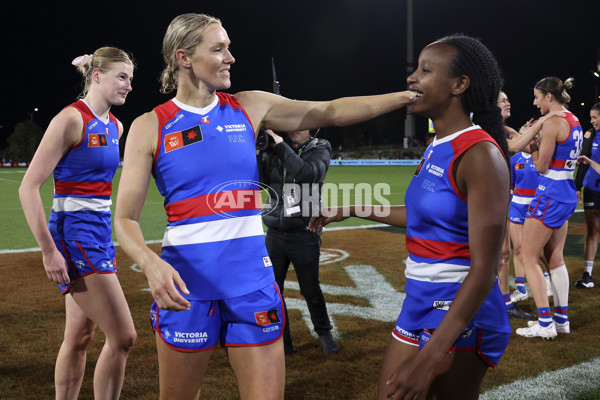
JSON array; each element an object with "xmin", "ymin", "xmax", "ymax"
[{"xmin": 19, "ymin": 46, "xmax": 136, "ymax": 399}]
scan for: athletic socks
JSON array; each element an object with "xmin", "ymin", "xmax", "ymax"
[
  {"xmin": 537, "ymin": 307, "xmax": 553, "ymax": 327},
  {"xmin": 554, "ymin": 306, "xmax": 569, "ymax": 324},
  {"xmin": 504, "ymin": 293, "xmax": 514, "ymax": 310},
  {"xmin": 550, "ymin": 264, "xmax": 570, "ymax": 307},
  {"xmin": 584, "ymin": 260, "xmax": 594, "ymax": 275},
  {"xmin": 515, "ymin": 276, "xmax": 527, "ymax": 294}
]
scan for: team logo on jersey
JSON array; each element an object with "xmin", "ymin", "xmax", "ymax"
[
  {"xmin": 254, "ymin": 309, "xmax": 281, "ymax": 326},
  {"xmin": 88, "ymin": 133, "xmax": 108, "ymax": 147},
  {"xmin": 164, "ymin": 125, "xmax": 203, "ymax": 153},
  {"xmin": 515, "ymin": 163, "xmax": 525, "ymax": 170},
  {"xmin": 432, "ymin": 300, "xmax": 452, "ymax": 311}
]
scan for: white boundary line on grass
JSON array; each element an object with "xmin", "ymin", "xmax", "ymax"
[
  {"xmin": 480, "ymin": 357, "xmax": 600, "ymax": 399},
  {"xmin": 2, "ymin": 217, "xmax": 599, "ymax": 398},
  {"xmin": 0, "ymin": 224, "xmax": 392, "ymax": 254}
]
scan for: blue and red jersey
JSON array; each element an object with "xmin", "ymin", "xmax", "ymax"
[
  {"xmin": 400, "ymin": 126, "xmax": 510, "ymax": 334},
  {"xmin": 48, "ymin": 100, "xmax": 120, "ymax": 244},
  {"xmin": 582, "ymin": 129, "xmax": 600, "ymax": 191},
  {"xmin": 152, "ymin": 93, "xmax": 274, "ymax": 300},
  {"xmin": 535, "ymin": 111, "xmax": 582, "ymax": 203}
]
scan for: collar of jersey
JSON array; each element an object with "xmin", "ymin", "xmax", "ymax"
[{"xmin": 172, "ymin": 96, "xmax": 219, "ymax": 115}]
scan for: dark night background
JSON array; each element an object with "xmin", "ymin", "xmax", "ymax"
[{"xmin": 1, "ymin": 0, "xmax": 599, "ymax": 156}]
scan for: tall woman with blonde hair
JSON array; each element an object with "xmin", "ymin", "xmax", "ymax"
[
  {"xmin": 19, "ymin": 47, "xmax": 136, "ymax": 399},
  {"xmin": 115, "ymin": 13, "xmax": 413, "ymax": 400}
]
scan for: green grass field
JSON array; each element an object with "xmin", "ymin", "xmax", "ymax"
[
  {"xmin": 0, "ymin": 165, "xmax": 415, "ymax": 250},
  {"xmin": 3, "ymin": 165, "xmax": 600, "ymax": 399}
]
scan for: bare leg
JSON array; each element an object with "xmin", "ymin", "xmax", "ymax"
[
  {"xmin": 521, "ymin": 218, "xmax": 553, "ymax": 310},
  {"xmin": 584, "ymin": 209, "xmax": 600, "ymax": 263},
  {"xmin": 55, "ymin": 295, "xmax": 96, "ymax": 400},
  {"xmin": 376, "ymin": 337, "xmax": 488, "ymax": 400},
  {"xmin": 228, "ymin": 338, "xmax": 285, "ymax": 400},
  {"xmin": 155, "ymin": 336, "xmax": 213, "ymax": 400},
  {"xmin": 497, "ymin": 219, "xmax": 511, "ymax": 294},
  {"xmin": 70, "ymin": 274, "xmax": 136, "ymax": 400},
  {"xmin": 510, "ymin": 222, "xmax": 525, "ymax": 278}
]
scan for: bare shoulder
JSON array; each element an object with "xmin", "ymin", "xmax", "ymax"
[
  {"xmin": 543, "ymin": 115, "xmax": 570, "ymax": 130},
  {"xmin": 461, "ymin": 140, "xmax": 508, "ymax": 180},
  {"xmin": 46, "ymin": 106, "xmax": 85, "ymax": 145},
  {"xmin": 126, "ymin": 111, "xmax": 159, "ymax": 153}
]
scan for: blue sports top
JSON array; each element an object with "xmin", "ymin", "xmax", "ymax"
[
  {"xmin": 582, "ymin": 130, "xmax": 600, "ymax": 191},
  {"xmin": 510, "ymin": 152, "xmax": 538, "ymax": 206},
  {"xmin": 152, "ymin": 93, "xmax": 274, "ymax": 300},
  {"xmin": 400, "ymin": 126, "xmax": 510, "ymax": 333},
  {"xmin": 48, "ymin": 100, "xmax": 120, "ymax": 244},
  {"xmin": 535, "ymin": 111, "xmax": 582, "ymax": 203}
]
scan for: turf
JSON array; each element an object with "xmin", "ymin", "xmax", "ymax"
[{"xmin": 2, "ymin": 165, "xmax": 599, "ymax": 399}]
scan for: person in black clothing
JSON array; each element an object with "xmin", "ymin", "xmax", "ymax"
[
  {"xmin": 258, "ymin": 128, "xmax": 339, "ymax": 355},
  {"xmin": 573, "ymin": 102, "xmax": 600, "ymax": 289}
]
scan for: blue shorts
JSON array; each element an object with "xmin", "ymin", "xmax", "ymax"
[
  {"xmin": 392, "ymin": 325, "xmax": 510, "ymax": 368},
  {"xmin": 526, "ymin": 195, "xmax": 576, "ymax": 229},
  {"xmin": 509, "ymin": 200, "xmax": 532, "ymax": 224},
  {"xmin": 55, "ymin": 239, "xmax": 117, "ymax": 294},
  {"xmin": 150, "ymin": 282, "xmax": 284, "ymax": 352}
]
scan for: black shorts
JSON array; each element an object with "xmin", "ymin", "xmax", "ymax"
[{"xmin": 583, "ymin": 188, "xmax": 600, "ymax": 210}]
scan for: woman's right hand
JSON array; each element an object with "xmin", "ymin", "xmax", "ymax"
[
  {"xmin": 143, "ymin": 258, "xmax": 191, "ymax": 311},
  {"xmin": 309, "ymin": 207, "xmax": 349, "ymax": 232},
  {"xmin": 42, "ymin": 248, "xmax": 70, "ymax": 286}
]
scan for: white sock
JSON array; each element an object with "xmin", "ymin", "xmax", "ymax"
[
  {"xmin": 584, "ymin": 260, "xmax": 594, "ymax": 275},
  {"xmin": 550, "ymin": 264, "xmax": 569, "ymax": 308}
]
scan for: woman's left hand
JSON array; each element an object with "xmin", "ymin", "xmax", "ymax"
[{"xmin": 383, "ymin": 353, "xmax": 436, "ymax": 400}]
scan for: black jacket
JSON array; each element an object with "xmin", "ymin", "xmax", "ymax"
[
  {"xmin": 574, "ymin": 128, "xmax": 596, "ymax": 191},
  {"xmin": 258, "ymin": 137, "xmax": 332, "ymax": 231}
]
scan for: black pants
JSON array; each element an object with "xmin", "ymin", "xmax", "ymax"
[{"xmin": 265, "ymin": 228, "xmax": 332, "ymax": 341}]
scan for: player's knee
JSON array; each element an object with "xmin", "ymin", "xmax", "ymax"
[{"xmin": 64, "ymin": 327, "xmax": 95, "ymax": 351}]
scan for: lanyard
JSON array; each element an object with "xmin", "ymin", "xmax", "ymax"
[{"xmin": 282, "ymin": 146, "xmax": 304, "ymax": 192}]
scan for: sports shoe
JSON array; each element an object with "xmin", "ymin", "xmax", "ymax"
[
  {"xmin": 575, "ymin": 272, "xmax": 594, "ymax": 289},
  {"xmin": 515, "ymin": 321, "xmax": 557, "ymax": 340},
  {"xmin": 555, "ymin": 320, "xmax": 570, "ymax": 334},
  {"xmin": 510, "ymin": 289, "xmax": 528, "ymax": 303},
  {"xmin": 507, "ymin": 305, "xmax": 536, "ymax": 320},
  {"xmin": 318, "ymin": 332, "xmax": 339, "ymax": 354}
]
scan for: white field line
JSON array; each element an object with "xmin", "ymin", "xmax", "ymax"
[
  {"xmin": 0, "ymin": 224, "xmax": 392, "ymax": 254},
  {"xmin": 481, "ymin": 357, "xmax": 600, "ymax": 399},
  {"xmin": 2, "ymin": 219, "xmax": 598, "ymax": 398}
]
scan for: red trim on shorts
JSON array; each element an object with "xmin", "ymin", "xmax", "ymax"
[{"xmin": 391, "ymin": 329, "xmax": 420, "ymax": 346}]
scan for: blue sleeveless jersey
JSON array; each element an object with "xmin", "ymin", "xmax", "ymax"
[
  {"xmin": 152, "ymin": 93, "xmax": 274, "ymax": 300},
  {"xmin": 582, "ymin": 130, "xmax": 600, "ymax": 191},
  {"xmin": 400, "ymin": 126, "xmax": 510, "ymax": 333},
  {"xmin": 510, "ymin": 152, "xmax": 539, "ymax": 207},
  {"xmin": 48, "ymin": 100, "xmax": 120, "ymax": 244},
  {"xmin": 535, "ymin": 112, "xmax": 582, "ymax": 203}
]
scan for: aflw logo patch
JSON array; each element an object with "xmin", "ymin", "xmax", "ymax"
[
  {"xmin": 164, "ymin": 125, "xmax": 203, "ymax": 153},
  {"xmin": 88, "ymin": 133, "xmax": 108, "ymax": 147}
]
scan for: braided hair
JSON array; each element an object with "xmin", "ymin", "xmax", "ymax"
[{"xmin": 437, "ymin": 34, "xmax": 509, "ymax": 161}]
